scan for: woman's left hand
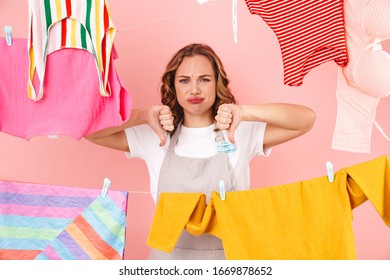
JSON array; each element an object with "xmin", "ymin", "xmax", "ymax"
[{"xmin": 215, "ymin": 104, "xmax": 242, "ymax": 143}]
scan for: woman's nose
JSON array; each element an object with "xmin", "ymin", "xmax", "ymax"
[{"xmin": 190, "ymin": 80, "xmax": 200, "ymax": 94}]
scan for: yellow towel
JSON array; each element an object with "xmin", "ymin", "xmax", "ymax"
[
  {"xmin": 212, "ymin": 177, "xmax": 353, "ymax": 259},
  {"xmin": 344, "ymin": 155, "xmax": 390, "ymax": 226},
  {"xmin": 147, "ymin": 155, "xmax": 390, "ymax": 259},
  {"xmin": 146, "ymin": 192, "xmax": 203, "ymax": 252}
]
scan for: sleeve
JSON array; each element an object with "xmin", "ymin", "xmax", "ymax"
[
  {"xmin": 344, "ymin": 155, "xmax": 390, "ymax": 227},
  {"xmin": 124, "ymin": 124, "xmax": 163, "ymax": 159},
  {"xmin": 235, "ymin": 121, "xmax": 272, "ymax": 158}
]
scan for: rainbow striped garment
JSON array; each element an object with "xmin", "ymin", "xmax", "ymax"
[
  {"xmin": 0, "ymin": 180, "xmax": 128, "ymax": 260},
  {"xmin": 27, "ymin": 0, "xmax": 116, "ymax": 101}
]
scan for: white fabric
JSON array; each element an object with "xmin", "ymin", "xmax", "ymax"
[
  {"xmin": 124, "ymin": 121, "xmax": 270, "ymax": 203},
  {"xmin": 332, "ymin": 0, "xmax": 390, "ymax": 153}
]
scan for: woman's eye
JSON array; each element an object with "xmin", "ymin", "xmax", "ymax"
[
  {"xmin": 200, "ymin": 78, "xmax": 210, "ymax": 82},
  {"xmin": 179, "ymin": 79, "xmax": 189, "ymax": 83}
]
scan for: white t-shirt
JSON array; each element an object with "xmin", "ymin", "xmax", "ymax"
[{"xmin": 124, "ymin": 121, "xmax": 271, "ymax": 202}]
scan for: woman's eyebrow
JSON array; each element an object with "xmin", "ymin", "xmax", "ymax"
[{"xmin": 176, "ymin": 74, "xmax": 213, "ymax": 78}]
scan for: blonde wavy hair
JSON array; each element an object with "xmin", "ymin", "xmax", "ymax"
[{"xmin": 160, "ymin": 43, "xmax": 237, "ymax": 134}]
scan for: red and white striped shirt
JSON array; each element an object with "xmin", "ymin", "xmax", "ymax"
[{"xmin": 245, "ymin": 0, "xmax": 348, "ymax": 86}]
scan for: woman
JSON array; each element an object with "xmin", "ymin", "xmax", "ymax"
[{"xmin": 86, "ymin": 43, "xmax": 316, "ymax": 259}]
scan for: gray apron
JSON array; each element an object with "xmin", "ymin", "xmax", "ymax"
[{"xmin": 149, "ymin": 124, "xmax": 236, "ymax": 260}]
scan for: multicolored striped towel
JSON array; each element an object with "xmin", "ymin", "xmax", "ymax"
[{"xmin": 0, "ymin": 180, "xmax": 128, "ymax": 260}]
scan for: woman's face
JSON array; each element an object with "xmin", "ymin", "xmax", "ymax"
[{"xmin": 174, "ymin": 55, "xmax": 217, "ymax": 127}]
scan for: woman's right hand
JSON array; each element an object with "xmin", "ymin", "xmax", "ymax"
[{"xmin": 147, "ymin": 105, "xmax": 174, "ymax": 146}]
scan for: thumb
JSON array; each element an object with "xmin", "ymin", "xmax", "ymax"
[
  {"xmin": 227, "ymin": 118, "xmax": 239, "ymax": 143},
  {"xmin": 157, "ymin": 127, "xmax": 167, "ymax": 147},
  {"xmin": 150, "ymin": 122, "xmax": 167, "ymax": 147}
]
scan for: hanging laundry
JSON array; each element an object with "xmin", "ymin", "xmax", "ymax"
[
  {"xmin": 332, "ymin": 0, "xmax": 390, "ymax": 153},
  {"xmin": 244, "ymin": 0, "xmax": 348, "ymax": 86},
  {"xmin": 27, "ymin": 0, "xmax": 116, "ymax": 101},
  {"xmin": 0, "ymin": 180, "xmax": 128, "ymax": 260},
  {"xmin": 0, "ymin": 37, "xmax": 131, "ymax": 140},
  {"xmin": 147, "ymin": 155, "xmax": 390, "ymax": 259}
]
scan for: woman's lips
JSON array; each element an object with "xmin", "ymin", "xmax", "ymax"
[{"xmin": 187, "ymin": 98, "xmax": 204, "ymax": 104}]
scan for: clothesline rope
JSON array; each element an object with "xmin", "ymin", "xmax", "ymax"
[
  {"xmin": 127, "ymin": 190, "xmax": 154, "ymax": 195},
  {"xmin": 126, "ymin": 190, "xmax": 221, "ymax": 195},
  {"xmin": 116, "ymin": 0, "xmax": 223, "ymax": 33}
]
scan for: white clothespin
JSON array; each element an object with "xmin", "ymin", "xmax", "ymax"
[
  {"xmin": 326, "ymin": 161, "xmax": 334, "ymax": 183},
  {"xmin": 4, "ymin": 26, "xmax": 12, "ymax": 46},
  {"xmin": 219, "ymin": 180, "xmax": 226, "ymax": 201},
  {"xmin": 197, "ymin": 0, "xmax": 210, "ymax": 4},
  {"xmin": 232, "ymin": 0, "xmax": 238, "ymax": 44},
  {"xmin": 101, "ymin": 177, "xmax": 111, "ymax": 198}
]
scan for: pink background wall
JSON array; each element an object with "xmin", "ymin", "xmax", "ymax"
[{"xmin": 1, "ymin": 0, "xmax": 389, "ymax": 260}]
